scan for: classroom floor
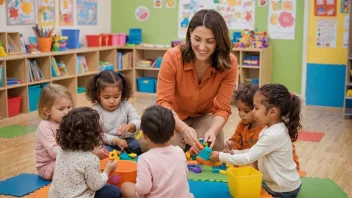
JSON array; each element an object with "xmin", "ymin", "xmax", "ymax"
[{"xmin": 0, "ymin": 94, "xmax": 352, "ymax": 198}]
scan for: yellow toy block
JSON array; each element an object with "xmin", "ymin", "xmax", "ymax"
[
  {"xmin": 135, "ymin": 130, "xmax": 143, "ymax": 140},
  {"xmin": 109, "ymin": 150, "xmax": 120, "ymax": 160},
  {"xmin": 128, "ymin": 153, "xmax": 137, "ymax": 158},
  {"xmin": 219, "ymin": 170, "xmax": 227, "ymax": 175},
  {"xmin": 226, "ymin": 164, "xmax": 234, "ymax": 168},
  {"xmin": 185, "ymin": 151, "xmax": 191, "ymax": 159}
]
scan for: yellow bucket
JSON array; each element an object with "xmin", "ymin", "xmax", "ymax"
[{"xmin": 227, "ymin": 166, "xmax": 263, "ymax": 198}]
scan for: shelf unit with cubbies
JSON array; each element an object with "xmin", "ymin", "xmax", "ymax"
[
  {"xmin": 0, "ymin": 45, "xmax": 272, "ymax": 126},
  {"xmin": 134, "ymin": 47, "xmax": 168, "ymax": 95},
  {"xmin": 344, "ymin": 4, "xmax": 352, "ymax": 117},
  {"xmin": 0, "ymin": 32, "xmax": 23, "ymax": 55},
  {"xmin": 232, "ymin": 47, "xmax": 272, "ymax": 88}
]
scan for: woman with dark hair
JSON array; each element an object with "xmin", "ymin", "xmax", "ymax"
[{"xmin": 156, "ymin": 9, "xmax": 238, "ymax": 152}]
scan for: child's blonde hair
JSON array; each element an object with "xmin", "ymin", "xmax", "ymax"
[{"xmin": 38, "ymin": 84, "xmax": 73, "ymax": 120}]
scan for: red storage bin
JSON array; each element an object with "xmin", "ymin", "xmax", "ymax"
[
  {"xmin": 8, "ymin": 96, "xmax": 22, "ymax": 117},
  {"xmin": 100, "ymin": 34, "xmax": 111, "ymax": 46},
  {"xmin": 86, "ymin": 35, "xmax": 101, "ymax": 47}
]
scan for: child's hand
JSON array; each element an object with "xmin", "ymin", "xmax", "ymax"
[
  {"xmin": 104, "ymin": 159, "xmax": 117, "ymax": 175},
  {"xmin": 210, "ymin": 151, "xmax": 220, "ymax": 162},
  {"xmin": 224, "ymin": 139, "xmax": 233, "ymax": 151},
  {"xmin": 117, "ymin": 124, "xmax": 130, "ymax": 136},
  {"xmin": 114, "ymin": 138, "xmax": 128, "ymax": 150}
]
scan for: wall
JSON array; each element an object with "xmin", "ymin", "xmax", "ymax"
[
  {"xmin": 111, "ymin": 0, "xmax": 305, "ymax": 94},
  {"xmin": 0, "ymin": 0, "xmax": 111, "ymax": 45},
  {"xmin": 306, "ymin": 0, "xmax": 348, "ymax": 107}
]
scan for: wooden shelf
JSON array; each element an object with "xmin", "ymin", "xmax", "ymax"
[
  {"xmin": 135, "ymin": 67, "xmax": 160, "ymax": 71},
  {"xmin": 77, "ymin": 71, "xmax": 98, "ymax": 77},
  {"xmin": 27, "ymin": 79, "xmax": 51, "ymax": 86},
  {"xmin": 52, "ymin": 75, "xmax": 76, "ymax": 81},
  {"xmin": 240, "ymin": 65, "xmax": 260, "ymax": 69},
  {"xmin": 0, "ymin": 44, "xmax": 272, "ymax": 124}
]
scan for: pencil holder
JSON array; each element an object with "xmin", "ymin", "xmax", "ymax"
[{"xmin": 37, "ymin": 38, "xmax": 52, "ymax": 52}]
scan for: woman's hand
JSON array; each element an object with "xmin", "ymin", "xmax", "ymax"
[
  {"xmin": 182, "ymin": 126, "xmax": 203, "ymax": 154},
  {"xmin": 204, "ymin": 131, "xmax": 216, "ymax": 149}
]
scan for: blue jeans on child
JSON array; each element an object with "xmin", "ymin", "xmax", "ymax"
[
  {"xmin": 262, "ymin": 182, "xmax": 302, "ymax": 198},
  {"xmin": 95, "ymin": 184, "xmax": 121, "ymax": 198},
  {"xmin": 104, "ymin": 138, "xmax": 142, "ymax": 155}
]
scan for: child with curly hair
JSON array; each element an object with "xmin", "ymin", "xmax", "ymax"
[
  {"xmin": 86, "ymin": 70, "xmax": 142, "ymax": 154},
  {"xmin": 49, "ymin": 107, "xmax": 121, "ymax": 198}
]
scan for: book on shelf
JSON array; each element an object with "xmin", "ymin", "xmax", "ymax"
[
  {"xmin": 0, "ymin": 65, "xmax": 3, "ymax": 87},
  {"xmin": 117, "ymin": 52, "xmax": 133, "ymax": 69},
  {"xmin": 51, "ymin": 57, "xmax": 68, "ymax": 77},
  {"xmin": 27, "ymin": 60, "xmax": 44, "ymax": 82},
  {"xmin": 76, "ymin": 56, "xmax": 89, "ymax": 74}
]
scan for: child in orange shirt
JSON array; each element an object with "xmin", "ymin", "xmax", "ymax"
[{"xmin": 225, "ymin": 84, "xmax": 301, "ymax": 171}]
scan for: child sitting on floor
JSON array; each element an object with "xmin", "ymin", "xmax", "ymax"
[
  {"xmin": 120, "ymin": 105, "xmax": 193, "ymax": 198},
  {"xmin": 35, "ymin": 84, "xmax": 72, "ymax": 180},
  {"xmin": 211, "ymin": 84, "xmax": 302, "ymax": 197},
  {"xmin": 86, "ymin": 70, "xmax": 142, "ymax": 155},
  {"xmin": 49, "ymin": 107, "xmax": 121, "ymax": 198},
  {"xmin": 225, "ymin": 83, "xmax": 301, "ymax": 171}
]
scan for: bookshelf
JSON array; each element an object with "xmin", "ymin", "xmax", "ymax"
[
  {"xmin": 344, "ymin": 6, "xmax": 352, "ymax": 117},
  {"xmin": 0, "ymin": 46, "xmax": 272, "ymax": 125}
]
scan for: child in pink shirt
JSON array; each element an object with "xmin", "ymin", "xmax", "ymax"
[
  {"xmin": 121, "ymin": 105, "xmax": 193, "ymax": 198},
  {"xmin": 35, "ymin": 84, "xmax": 73, "ymax": 180}
]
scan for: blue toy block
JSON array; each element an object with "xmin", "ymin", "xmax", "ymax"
[
  {"xmin": 212, "ymin": 169, "xmax": 220, "ymax": 173},
  {"xmin": 120, "ymin": 152, "xmax": 132, "ymax": 160},
  {"xmin": 198, "ymin": 146, "xmax": 212, "ymax": 161},
  {"xmin": 0, "ymin": 173, "xmax": 51, "ymax": 197},
  {"xmin": 213, "ymin": 163, "xmax": 227, "ymax": 170}
]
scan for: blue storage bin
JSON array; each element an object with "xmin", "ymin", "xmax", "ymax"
[
  {"xmin": 29, "ymin": 85, "xmax": 42, "ymax": 112},
  {"xmin": 62, "ymin": 29, "xmax": 80, "ymax": 49},
  {"xmin": 99, "ymin": 64, "xmax": 114, "ymax": 71},
  {"xmin": 137, "ymin": 77, "xmax": 157, "ymax": 93},
  {"xmin": 128, "ymin": 28, "xmax": 142, "ymax": 44},
  {"xmin": 252, "ymin": 79, "xmax": 259, "ymax": 84},
  {"xmin": 232, "ymin": 32, "xmax": 242, "ymax": 43}
]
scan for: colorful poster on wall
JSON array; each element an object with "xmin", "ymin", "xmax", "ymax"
[
  {"xmin": 6, "ymin": 0, "xmax": 36, "ymax": 25},
  {"xmin": 268, "ymin": 0, "xmax": 296, "ymax": 40},
  {"xmin": 178, "ymin": 0, "xmax": 255, "ymax": 38},
  {"xmin": 136, "ymin": 6, "xmax": 150, "ymax": 21},
  {"xmin": 37, "ymin": 0, "xmax": 56, "ymax": 26},
  {"xmin": 258, "ymin": 0, "xmax": 268, "ymax": 7},
  {"xmin": 314, "ymin": 0, "xmax": 337, "ymax": 16},
  {"xmin": 341, "ymin": 0, "xmax": 350, "ymax": 13},
  {"xmin": 316, "ymin": 19, "xmax": 337, "ymax": 48},
  {"xmin": 166, "ymin": 0, "xmax": 176, "ymax": 8},
  {"xmin": 154, "ymin": 0, "xmax": 162, "ymax": 8},
  {"xmin": 343, "ymin": 31, "xmax": 348, "ymax": 48},
  {"xmin": 59, "ymin": 0, "xmax": 74, "ymax": 26},
  {"xmin": 77, "ymin": 0, "xmax": 97, "ymax": 25}
]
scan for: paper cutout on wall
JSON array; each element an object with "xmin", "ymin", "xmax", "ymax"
[
  {"xmin": 77, "ymin": 0, "xmax": 97, "ymax": 25},
  {"xmin": 154, "ymin": 0, "xmax": 162, "ymax": 8},
  {"xmin": 59, "ymin": 0, "xmax": 74, "ymax": 26},
  {"xmin": 6, "ymin": 0, "xmax": 36, "ymax": 25},
  {"xmin": 136, "ymin": 6, "xmax": 150, "ymax": 21},
  {"xmin": 316, "ymin": 19, "xmax": 337, "ymax": 48},
  {"xmin": 341, "ymin": 0, "xmax": 349, "ymax": 13},
  {"xmin": 258, "ymin": 0, "xmax": 268, "ymax": 7},
  {"xmin": 37, "ymin": 0, "xmax": 56, "ymax": 26},
  {"xmin": 344, "ymin": 15, "xmax": 349, "ymax": 30},
  {"xmin": 166, "ymin": 0, "xmax": 176, "ymax": 8},
  {"xmin": 178, "ymin": 0, "xmax": 255, "ymax": 38},
  {"xmin": 343, "ymin": 31, "xmax": 348, "ymax": 48},
  {"xmin": 314, "ymin": 0, "xmax": 337, "ymax": 16},
  {"xmin": 268, "ymin": 0, "xmax": 296, "ymax": 40}
]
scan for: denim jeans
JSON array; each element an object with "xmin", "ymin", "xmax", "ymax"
[
  {"xmin": 95, "ymin": 184, "xmax": 121, "ymax": 198},
  {"xmin": 262, "ymin": 182, "xmax": 302, "ymax": 198},
  {"xmin": 104, "ymin": 137, "xmax": 142, "ymax": 155}
]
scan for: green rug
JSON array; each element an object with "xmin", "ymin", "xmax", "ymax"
[
  {"xmin": 298, "ymin": 178, "xmax": 348, "ymax": 198},
  {"xmin": 0, "ymin": 125, "xmax": 36, "ymax": 138},
  {"xmin": 188, "ymin": 165, "xmax": 228, "ymax": 182}
]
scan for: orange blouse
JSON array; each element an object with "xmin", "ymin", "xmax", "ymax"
[{"xmin": 156, "ymin": 47, "xmax": 238, "ymax": 121}]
